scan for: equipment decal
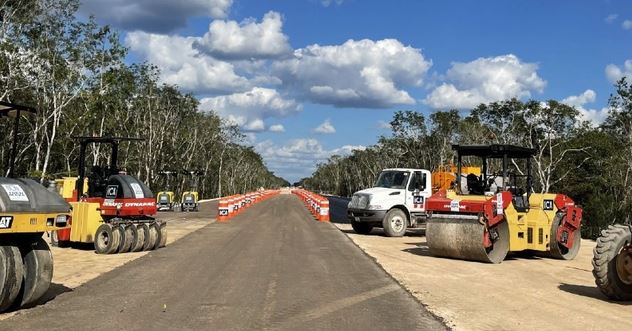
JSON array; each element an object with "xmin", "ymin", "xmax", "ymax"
[
  {"xmin": 496, "ymin": 193, "xmax": 504, "ymax": 215},
  {"xmin": 130, "ymin": 183, "xmax": 145, "ymax": 198},
  {"xmin": 1, "ymin": 184, "xmax": 28, "ymax": 202},
  {"xmin": 450, "ymin": 200, "xmax": 460, "ymax": 212},
  {"xmin": 0, "ymin": 216, "xmax": 13, "ymax": 229},
  {"xmin": 106, "ymin": 185, "xmax": 118, "ymax": 199}
]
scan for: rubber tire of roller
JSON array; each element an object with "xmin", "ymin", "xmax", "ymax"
[
  {"xmin": 117, "ymin": 224, "xmax": 133, "ymax": 253},
  {"xmin": 94, "ymin": 224, "xmax": 119, "ymax": 254},
  {"xmin": 592, "ymin": 224, "xmax": 632, "ymax": 300},
  {"xmin": 159, "ymin": 222, "xmax": 167, "ymax": 248},
  {"xmin": 12, "ymin": 238, "xmax": 53, "ymax": 309},
  {"xmin": 151, "ymin": 222, "xmax": 162, "ymax": 250},
  {"xmin": 131, "ymin": 224, "xmax": 146, "ymax": 252},
  {"xmin": 382, "ymin": 209, "xmax": 407, "ymax": 237},
  {"xmin": 138, "ymin": 223, "xmax": 155, "ymax": 251},
  {"xmin": 548, "ymin": 213, "xmax": 581, "ymax": 260},
  {"xmin": 0, "ymin": 245, "xmax": 24, "ymax": 312},
  {"xmin": 351, "ymin": 219, "xmax": 373, "ymax": 235}
]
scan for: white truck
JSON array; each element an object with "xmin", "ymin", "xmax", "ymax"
[{"xmin": 347, "ymin": 168, "xmax": 433, "ymax": 237}]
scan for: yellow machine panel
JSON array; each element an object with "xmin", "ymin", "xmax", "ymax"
[
  {"xmin": 181, "ymin": 191, "xmax": 199, "ymax": 202},
  {"xmin": 69, "ymin": 201, "xmax": 103, "ymax": 243},
  {"xmin": 56, "ymin": 177, "xmax": 88, "ymax": 199},
  {"xmin": 0, "ymin": 212, "xmax": 70, "ymax": 234},
  {"xmin": 505, "ymin": 193, "xmax": 559, "ymax": 252}
]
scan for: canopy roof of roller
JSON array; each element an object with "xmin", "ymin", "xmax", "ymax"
[{"xmin": 452, "ymin": 144, "xmax": 536, "ymax": 159}]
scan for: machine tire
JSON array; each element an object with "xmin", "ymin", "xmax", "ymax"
[
  {"xmin": 94, "ymin": 224, "xmax": 119, "ymax": 254},
  {"xmin": 138, "ymin": 223, "xmax": 154, "ymax": 251},
  {"xmin": 592, "ymin": 224, "xmax": 632, "ymax": 301},
  {"xmin": 159, "ymin": 222, "xmax": 168, "ymax": 248},
  {"xmin": 548, "ymin": 213, "xmax": 581, "ymax": 260},
  {"xmin": 351, "ymin": 219, "xmax": 373, "ymax": 235},
  {"xmin": 117, "ymin": 225, "xmax": 134, "ymax": 253},
  {"xmin": 130, "ymin": 224, "xmax": 145, "ymax": 252},
  {"xmin": 0, "ymin": 245, "xmax": 24, "ymax": 312},
  {"xmin": 12, "ymin": 238, "xmax": 53, "ymax": 308},
  {"xmin": 382, "ymin": 208, "xmax": 407, "ymax": 237},
  {"xmin": 151, "ymin": 222, "xmax": 162, "ymax": 250}
]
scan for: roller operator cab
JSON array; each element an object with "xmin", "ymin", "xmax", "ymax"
[
  {"xmin": 0, "ymin": 101, "xmax": 71, "ymax": 312},
  {"xmin": 55, "ymin": 137, "xmax": 167, "ymax": 254},
  {"xmin": 347, "ymin": 168, "xmax": 432, "ymax": 237}
]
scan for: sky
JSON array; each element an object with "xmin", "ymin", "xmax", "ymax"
[{"xmin": 78, "ymin": 0, "xmax": 632, "ymax": 183}]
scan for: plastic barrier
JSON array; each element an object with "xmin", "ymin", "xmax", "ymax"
[
  {"xmin": 216, "ymin": 189, "xmax": 280, "ymax": 222},
  {"xmin": 290, "ymin": 189, "xmax": 330, "ymax": 222}
]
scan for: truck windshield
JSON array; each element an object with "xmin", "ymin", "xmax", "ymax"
[{"xmin": 374, "ymin": 171, "xmax": 410, "ymax": 189}]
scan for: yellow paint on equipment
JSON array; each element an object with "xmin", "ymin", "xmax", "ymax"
[
  {"xmin": 69, "ymin": 202, "xmax": 103, "ymax": 243},
  {"xmin": 55, "ymin": 177, "xmax": 88, "ymax": 199},
  {"xmin": 0, "ymin": 212, "xmax": 70, "ymax": 234}
]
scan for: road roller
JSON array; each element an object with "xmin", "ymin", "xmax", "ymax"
[
  {"xmin": 180, "ymin": 170, "xmax": 203, "ymax": 212},
  {"xmin": 425, "ymin": 144, "xmax": 582, "ymax": 263},
  {"xmin": 156, "ymin": 170, "xmax": 178, "ymax": 211},
  {"xmin": 0, "ymin": 101, "xmax": 71, "ymax": 312},
  {"xmin": 55, "ymin": 137, "xmax": 166, "ymax": 254}
]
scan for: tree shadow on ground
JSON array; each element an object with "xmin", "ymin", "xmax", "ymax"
[{"xmin": 558, "ymin": 283, "xmax": 632, "ymax": 305}]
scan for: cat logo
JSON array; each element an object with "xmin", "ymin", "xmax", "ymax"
[
  {"xmin": 544, "ymin": 199, "xmax": 554, "ymax": 211},
  {"xmin": 0, "ymin": 216, "xmax": 13, "ymax": 229},
  {"xmin": 106, "ymin": 185, "xmax": 118, "ymax": 199}
]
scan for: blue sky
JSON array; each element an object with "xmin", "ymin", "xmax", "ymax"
[{"xmin": 79, "ymin": 0, "xmax": 632, "ymax": 183}]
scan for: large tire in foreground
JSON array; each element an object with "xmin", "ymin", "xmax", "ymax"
[
  {"xmin": 94, "ymin": 224, "xmax": 120, "ymax": 254},
  {"xmin": 548, "ymin": 213, "xmax": 581, "ymax": 260},
  {"xmin": 0, "ymin": 245, "xmax": 24, "ymax": 312},
  {"xmin": 13, "ymin": 238, "xmax": 53, "ymax": 308},
  {"xmin": 592, "ymin": 224, "xmax": 632, "ymax": 301},
  {"xmin": 382, "ymin": 208, "xmax": 407, "ymax": 237},
  {"xmin": 350, "ymin": 219, "xmax": 373, "ymax": 235}
]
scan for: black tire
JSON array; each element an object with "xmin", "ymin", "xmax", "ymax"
[
  {"xmin": 0, "ymin": 245, "xmax": 24, "ymax": 312},
  {"xmin": 130, "ymin": 224, "xmax": 145, "ymax": 252},
  {"xmin": 138, "ymin": 223, "xmax": 155, "ymax": 251},
  {"xmin": 548, "ymin": 213, "xmax": 581, "ymax": 260},
  {"xmin": 382, "ymin": 209, "xmax": 407, "ymax": 237},
  {"xmin": 350, "ymin": 219, "xmax": 373, "ymax": 235},
  {"xmin": 159, "ymin": 222, "xmax": 167, "ymax": 248},
  {"xmin": 151, "ymin": 222, "xmax": 162, "ymax": 250},
  {"xmin": 117, "ymin": 225, "xmax": 134, "ymax": 253},
  {"xmin": 94, "ymin": 224, "xmax": 120, "ymax": 254},
  {"xmin": 592, "ymin": 224, "xmax": 632, "ymax": 300},
  {"xmin": 12, "ymin": 238, "xmax": 53, "ymax": 308}
]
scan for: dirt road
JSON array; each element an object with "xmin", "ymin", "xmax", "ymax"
[
  {"xmin": 2, "ymin": 195, "xmax": 445, "ymax": 330},
  {"xmin": 327, "ymin": 196, "xmax": 632, "ymax": 331}
]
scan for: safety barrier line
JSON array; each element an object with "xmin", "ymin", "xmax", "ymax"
[
  {"xmin": 217, "ymin": 189, "xmax": 281, "ymax": 222},
  {"xmin": 290, "ymin": 189, "xmax": 330, "ymax": 222}
]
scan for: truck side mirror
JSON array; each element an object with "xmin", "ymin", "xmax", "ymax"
[{"xmin": 420, "ymin": 173, "xmax": 427, "ymax": 190}]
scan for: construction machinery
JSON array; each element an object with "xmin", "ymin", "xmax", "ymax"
[
  {"xmin": 55, "ymin": 137, "xmax": 166, "ymax": 254},
  {"xmin": 593, "ymin": 223, "xmax": 632, "ymax": 300},
  {"xmin": 425, "ymin": 144, "xmax": 582, "ymax": 263},
  {"xmin": 180, "ymin": 170, "xmax": 203, "ymax": 212},
  {"xmin": 0, "ymin": 101, "xmax": 71, "ymax": 312},
  {"xmin": 156, "ymin": 171, "xmax": 177, "ymax": 212}
]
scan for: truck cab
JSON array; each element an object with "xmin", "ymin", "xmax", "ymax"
[{"xmin": 347, "ymin": 168, "xmax": 432, "ymax": 237}]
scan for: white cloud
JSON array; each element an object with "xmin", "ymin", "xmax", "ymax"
[
  {"xmin": 199, "ymin": 87, "xmax": 301, "ymax": 131},
  {"xmin": 125, "ymin": 32, "xmax": 250, "ymax": 94},
  {"xmin": 274, "ymin": 39, "xmax": 431, "ymax": 108},
  {"xmin": 377, "ymin": 120, "xmax": 392, "ymax": 129},
  {"xmin": 269, "ymin": 124, "xmax": 285, "ymax": 132},
  {"xmin": 605, "ymin": 14, "xmax": 618, "ymax": 24},
  {"xmin": 193, "ymin": 11, "xmax": 292, "ymax": 60},
  {"xmin": 623, "ymin": 20, "xmax": 632, "ymax": 30},
  {"xmin": 321, "ymin": 0, "xmax": 344, "ymax": 7},
  {"xmin": 424, "ymin": 54, "xmax": 546, "ymax": 109},
  {"xmin": 256, "ymin": 138, "xmax": 365, "ymax": 182},
  {"xmin": 561, "ymin": 89, "xmax": 608, "ymax": 125},
  {"xmin": 313, "ymin": 119, "xmax": 336, "ymax": 134},
  {"xmin": 80, "ymin": 0, "xmax": 232, "ymax": 33},
  {"xmin": 605, "ymin": 60, "xmax": 632, "ymax": 83}
]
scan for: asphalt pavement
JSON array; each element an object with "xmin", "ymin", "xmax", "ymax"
[{"xmin": 1, "ymin": 194, "xmax": 445, "ymax": 330}]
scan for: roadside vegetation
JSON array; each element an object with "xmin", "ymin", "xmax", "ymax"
[
  {"xmin": 302, "ymin": 79, "xmax": 632, "ymax": 238},
  {"xmin": 0, "ymin": 0, "xmax": 288, "ymax": 197}
]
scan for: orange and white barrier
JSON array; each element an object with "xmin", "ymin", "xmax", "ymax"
[
  {"xmin": 290, "ymin": 189, "xmax": 330, "ymax": 222},
  {"xmin": 216, "ymin": 189, "xmax": 280, "ymax": 222}
]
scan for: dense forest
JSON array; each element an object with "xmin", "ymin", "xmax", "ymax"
[
  {"xmin": 0, "ymin": 0, "xmax": 288, "ymax": 197},
  {"xmin": 302, "ymin": 80, "xmax": 632, "ymax": 238}
]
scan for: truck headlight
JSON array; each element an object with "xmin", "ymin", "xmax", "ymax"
[{"xmin": 367, "ymin": 204, "xmax": 382, "ymax": 210}]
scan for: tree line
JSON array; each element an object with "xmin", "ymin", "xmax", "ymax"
[
  {"xmin": 0, "ymin": 0, "xmax": 288, "ymax": 198},
  {"xmin": 302, "ymin": 79, "xmax": 632, "ymax": 238}
]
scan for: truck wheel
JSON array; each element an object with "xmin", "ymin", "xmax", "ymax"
[
  {"xmin": 13, "ymin": 238, "xmax": 53, "ymax": 308},
  {"xmin": 592, "ymin": 224, "xmax": 632, "ymax": 300},
  {"xmin": 351, "ymin": 220, "xmax": 373, "ymax": 235},
  {"xmin": 383, "ymin": 209, "xmax": 407, "ymax": 237},
  {"xmin": 548, "ymin": 213, "xmax": 581, "ymax": 260},
  {"xmin": 94, "ymin": 224, "xmax": 119, "ymax": 254},
  {"xmin": 130, "ymin": 224, "xmax": 145, "ymax": 252},
  {"xmin": 0, "ymin": 245, "xmax": 24, "ymax": 312}
]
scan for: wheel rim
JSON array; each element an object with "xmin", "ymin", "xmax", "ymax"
[
  {"xmin": 98, "ymin": 231, "xmax": 109, "ymax": 248},
  {"xmin": 615, "ymin": 244, "xmax": 632, "ymax": 285},
  {"xmin": 390, "ymin": 215, "xmax": 404, "ymax": 233}
]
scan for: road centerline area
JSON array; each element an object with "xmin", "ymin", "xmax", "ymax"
[{"xmin": 2, "ymin": 195, "xmax": 445, "ymax": 330}]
